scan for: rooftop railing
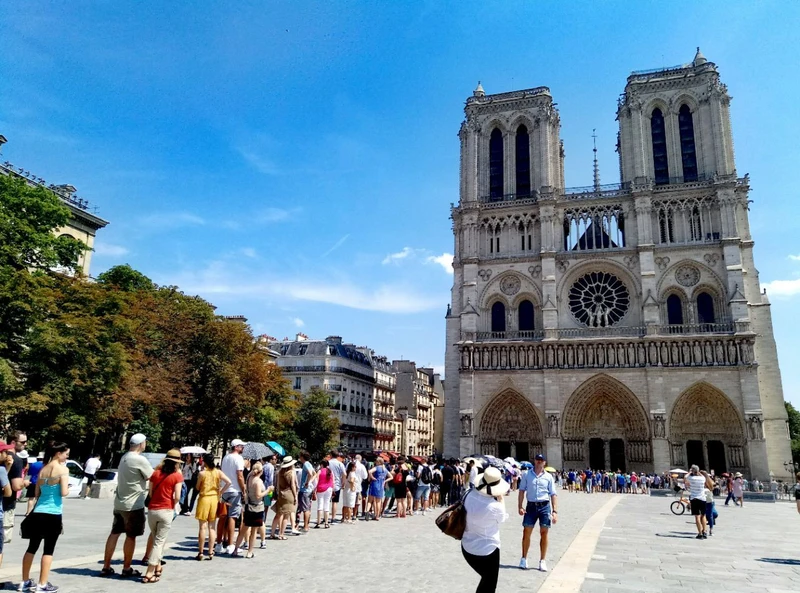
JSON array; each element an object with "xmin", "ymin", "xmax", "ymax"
[
  {"xmin": 479, "ymin": 191, "xmax": 539, "ymax": 205},
  {"xmin": 470, "ymin": 321, "xmax": 747, "ymax": 342}
]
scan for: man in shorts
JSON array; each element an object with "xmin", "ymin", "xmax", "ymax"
[
  {"xmin": 328, "ymin": 450, "xmax": 346, "ymax": 523},
  {"xmin": 685, "ymin": 464, "xmax": 714, "ymax": 539},
  {"xmin": 101, "ymin": 433, "xmax": 153, "ymax": 578},
  {"xmin": 518, "ymin": 454, "xmax": 558, "ymax": 572},
  {"xmin": 297, "ymin": 450, "xmax": 316, "ymax": 532},
  {"xmin": 354, "ymin": 454, "xmax": 369, "ymax": 518},
  {"xmin": 414, "ymin": 459, "xmax": 434, "ymax": 515},
  {"xmin": 80, "ymin": 453, "xmax": 102, "ymax": 499},
  {"xmin": 2, "ymin": 431, "xmax": 26, "ymax": 545},
  {"xmin": 219, "ymin": 439, "xmax": 246, "ymax": 554}
]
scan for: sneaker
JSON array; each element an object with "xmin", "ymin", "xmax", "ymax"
[
  {"xmin": 213, "ymin": 543, "xmax": 222, "ymax": 554},
  {"xmin": 695, "ymin": 534, "xmax": 703, "ymax": 539},
  {"xmin": 18, "ymin": 580, "xmax": 34, "ymax": 592},
  {"xmin": 225, "ymin": 545, "xmax": 236, "ymax": 555},
  {"xmin": 702, "ymin": 533, "xmax": 708, "ymax": 539},
  {"xmin": 518, "ymin": 557, "xmax": 528, "ymax": 570},
  {"xmin": 241, "ymin": 542, "xmax": 248, "ymax": 550},
  {"xmin": 35, "ymin": 584, "xmax": 59, "ymax": 593},
  {"xmin": 259, "ymin": 541, "xmax": 266, "ymax": 549},
  {"xmin": 538, "ymin": 559, "xmax": 548, "ymax": 572}
]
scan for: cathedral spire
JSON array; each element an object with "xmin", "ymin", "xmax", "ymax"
[{"xmin": 592, "ymin": 129, "xmax": 600, "ymax": 190}]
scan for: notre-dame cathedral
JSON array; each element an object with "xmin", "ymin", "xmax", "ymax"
[{"xmin": 443, "ymin": 49, "xmax": 792, "ymax": 480}]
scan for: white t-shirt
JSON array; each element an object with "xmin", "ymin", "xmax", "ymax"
[
  {"xmin": 329, "ymin": 458, "xmax": 346, "ymax": 490},
  {"xmin": 220, "ymin": 452, "xmax": 245, "ymax": 493},
  {"xmin": 84, "ymin": 457, "xmax": 102, "ymax": 476},
  {"xmin": 469, "ymin": 466, "xmax": 479, "ymax": 486},
  {"xmin": 461, "ymin": 490, "xmax": 509, "ymax": 556},
  {"xmin": 355, "ymin": 461, "xmax": 368, "ymax": 482},
  {"xmin": 686, "ymin": 474, "xmax": 706, "ymax": 500}
]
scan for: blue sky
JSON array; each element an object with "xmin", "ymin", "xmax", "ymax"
[{"xmin": 2, "ymin": 2, "xmax": 799, "ymax": 406}]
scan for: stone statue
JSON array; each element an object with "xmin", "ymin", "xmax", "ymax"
[
  {"xmin": 446, "ymin": 303, "xmax": 452, "ymax": 316},
  {"xmin": 460, "ymin": 414, "xmax": 473, "ymax": 437},
  {"xmin": 653, "ymin": 415, "xmax": 666, "ymax": 439},
  {"xmin": 748, "ymin": 416, "xmax": 763, "ymax": 440},
  {"xmin": 548, "ymin": 414, "xmax": 559, "ymax": 438}
]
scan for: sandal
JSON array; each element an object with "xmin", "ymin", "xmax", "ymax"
[
  {"xmin": 206, "ymin": 552, "xmax": 215, "ymax": 561},
  {"xmin": 195, "ymin": 553, "xmax": 204, "ymax": 561},
  {"xmin": 121, "ymin": 568, "xmax": 142, "ymax": 578},
  {"xmin": 245, "ymin": 552, "xmax": 255, "ymax": 559},
  {"xmin": 279, "ymin": 535, "xmax": 287, "ymax": 540},
  {"xmin": 142, "ymin": 574, "xmax": 160, "ymax": 584},
  {"xmin": 100, "ymin": 567, "xmax": 115, "ymax": 577}
]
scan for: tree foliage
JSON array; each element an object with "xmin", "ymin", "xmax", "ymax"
[
  {"xmin": 0, "ymin": 176, "xmax": 317, "ymax": 458},
  {"xmin": 786, "ymin": 402, "xmax": 800, "ymax": 465}
]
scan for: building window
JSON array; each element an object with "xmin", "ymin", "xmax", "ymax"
[
  {"xmin": 697, "ymin": 292, "xmax": 716, "ymax": 325},
  {"xmin": 651, "ymin": 108, "xmax": 669, "ymax": 185},
  {"xmin": 679, "ymin": 104, "xmax": 698, "ymax": 182},
  {"xmin": 298, "ymin": 345, "xmax": 308, "ymax": 355},
  {"xmin": 489, "ymin": 128, "xmax": 504, "ymax": 199},
  {"xmin": 666, "ymin": 294, "xmax": 684, "ymax": 325},
  {"xmin": 515, "ymin": 125, "xmax": 531, "ymax": 197},
  {"xmin": 294, "ymin": 377, "xmax": 301, "ymax": 390},
  {"xmin": 491, "ymin": 302, "xmax": 506, "ymax": 333},
  {"xmin": 519, "ymin": 300, "xmax": 535, "ymax": 332}
]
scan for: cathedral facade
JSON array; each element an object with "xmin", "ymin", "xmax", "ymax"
[{"xmin": 442, "ymin": 50, "xmax": 793, "ymax": 480}]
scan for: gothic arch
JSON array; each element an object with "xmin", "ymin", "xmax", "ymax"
[
  {"xmin": 668, "ymin": 382, "xmax": 745, "ymax": 442},
  {"xmin": 478, "ymin": 389, "xmax": 544, "ymax": 456},
  {"xmin": 562, "ymin": 374, "xmax": 650, "ymax": 440},
  {"xmin": 509, "ymin": 114, "xmax": 536, "ymax": 135},
  {"xmin": 656, "ymin": 260, "xmax": 725, "ymax": 298},
  {"xmin": 556, "ymin": 258, "xmax": 640, "ymax": 299},
  {"xmin": 643, "ymin": 98, "xmax": 671, "ymax": 120},
  {"xmin": 667, "ymin": 382, "xmax": 748, "ymax": 473},
  {"xmin": 481, "ymin": 118, "xmax": 508, "ymax": 136},
  {"xmin": 670, "ymin": 93, "xmax": 700, "ymax": 115},
  {"xmin": 479, "ymin": 271, "xmax": 540, "ymax": 310}
]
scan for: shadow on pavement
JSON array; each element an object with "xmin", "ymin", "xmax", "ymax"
[
  {"xmin": 54, "ymin": 567, "xmax": 119, "ymax": 577},
  {"xmin": 757, "ymin": 558, "xmax": 800, "ymax": 566},
  {"xmin": 655, "ymin": 531, "xmax": 696, "ymax": 539}
]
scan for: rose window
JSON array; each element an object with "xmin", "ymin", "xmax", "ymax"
[{"xmin": 568, "ymin": 272, "xmax": 630, "ymax": 327}]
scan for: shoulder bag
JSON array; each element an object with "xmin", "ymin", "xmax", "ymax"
[{"xmin": 435, "ymin": 489, "xmax": 469, "ymax": 540}]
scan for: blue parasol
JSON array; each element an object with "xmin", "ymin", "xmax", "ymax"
[{"xmin": 266, "ymin": 441, "xmax": 285, "ymax": 456}]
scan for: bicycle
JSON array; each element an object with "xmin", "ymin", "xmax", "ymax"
[{"xmin": 670, "ymin": 490, "xmax": 690, "ymax": 515}]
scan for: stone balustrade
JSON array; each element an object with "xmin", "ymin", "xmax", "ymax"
[{"xmin": 458, "ymin": 334, "xmax": 755, "ymax": 371}]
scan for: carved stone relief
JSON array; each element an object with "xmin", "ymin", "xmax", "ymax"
[
  {"xmin": 623, "ymin": 255, "xmax": 639, "ymax": 270},
  {"xmin": 675, "ymin": 264, "xmax": 701, "ymax": 287},
  {"xmin": 556, "ymin": 260, "xmax": 570, "ymax": 273},
  {"xmin": 703, "ymin": 253, "xmax": 720, "ymax": 267},
  {"xmin": 500, "ymin": 275, "xmax": 521, "ymax": 296},
  {"xmin": 478, "ymin": 269, "xmax": 492, "ymax": 282},
  {"xmin": 747, "ymin": 415, "xmax": 764, "ymax": 440},
  {"xmin": 547, "ymin": 414, "xmax": 560, "ymax": 438},
  {"xmin": 655, "ymin": 256, "xmax": 671, "ymax": 271},
  {"xmin": 528, "ymin": 265, "xmax": 542, "ymax": 279},
  {"xmin": 652, "ymin": 414, "xmax": 666, "ymax": 438}
]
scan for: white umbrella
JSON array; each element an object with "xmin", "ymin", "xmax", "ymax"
[
  {"xmin": 180, "ymin": 446, "xmax": 206, "ymax": 455},
  {"xmin": 669, "ymin": 468, "xmax": 688, "ymax": 475},
  {"xmin": 503, "ymin": 456, "xmax": 516, "ymax": 464}
]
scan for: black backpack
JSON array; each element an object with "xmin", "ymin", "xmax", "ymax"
[
  {"xmin": 432, "ymin": 470, "xmax": 442, "ymax": 486},
  {"xmin": 420, "ymin": 465, "xmax": 432, "ymax": 485}
]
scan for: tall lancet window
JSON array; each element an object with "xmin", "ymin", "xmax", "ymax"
[
  {"xmin": 651, "ymin": 108, "xmax": 669, "ymax": 185},
  {"xmin": 679, "ymin": 104, "xmax": 698, "ymax": 182},
  {"xmin": 489, "ymin": 128, "xmax": 504, "ymax": 199},
  {"xmin": 515, "ymin": 125, "xmax": 531, "ymax": 197}
]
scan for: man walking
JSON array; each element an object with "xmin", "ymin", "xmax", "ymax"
[
  {"xmin": 414, "ymin": 458, "xmax": 433, "ymax": 515},
  {"xmin": 2, "ymin": 432, "xmax": 26, "ymax": 544},
  {"xmin": 518, "ymin": 454, "xmax": 558, "ymax": 572},
  {"xmin": 297, "ymin": 450, "xmax": 316, "ymax": 532},
  {"xmin": 686, "ymin": 464, "xmax": 714, "ymax": 539},
  {"xmin": 219, "ymin": 439, "xmax": 246, "ymax": 554},
  {"xmin": 80, "ymin": 453, "xmax": 102, "ymax": 499},
  {"xmin": 354, "ymin": 454, "xmax": 368, "ymax": 518},
  {"xmin": 328, "ymin": 450, "xmax": 346, "ymax": 523},
  {"xmin": 441, "ymin": 460, "xmax": 455, "ymax": 506},
  {"xmin": 101, "ymin": 433, "xmax": 153, "ymax": 578}
]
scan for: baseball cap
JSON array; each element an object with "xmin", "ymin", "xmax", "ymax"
[
  {"xmin": 130, "ymin": 433, "xmax": 147, "ymax": 446},
  {"xmin": 0, "ymin": 443, "xmax": 14, "ymax": 452},
  {"xmin": 534, "ymin": 454, "xmax": 545, "ymax": 461},
  {"xmin": 231, "ymin": 439, "xmax": 245, "ymax": 447}
]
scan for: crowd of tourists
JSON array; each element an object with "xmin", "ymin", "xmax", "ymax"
[{"xmin": 2, "ymin": 429, "xmax": 800, "ymax": 593}]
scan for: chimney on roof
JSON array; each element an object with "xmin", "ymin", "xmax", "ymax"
[{"xmin": 296, "ymin": 332, "xmax": 310, "ymax": 341}]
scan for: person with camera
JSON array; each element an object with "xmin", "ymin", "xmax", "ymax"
[{"xmin": 685, "ymin": 464, "xmax": 715, "ymax": 539}]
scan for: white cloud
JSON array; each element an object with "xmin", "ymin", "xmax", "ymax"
[
  {"xmin": 256, "ymin": 207, "xmax": 297, "ymax": 223},
  {"xmin": 138, "ymin": 211, "xmax": 205, "ymax": 230},
  {"xmin": 292, "ymin": 317, "xmax": 305, "ymax": 328},
  {"xmin": 762, "ymin": 278, "xmax": 800, "ymax": 298},
  {"xmin": 275, "ymin": 280, "xmax": 439, "ymax": 314},
  {"xmin": 323, "ymin": 234, "xmax": 350, "ymax": 257},
  {"xmin": 93, "ymin": 242, "xmax": 129, "ymax": 257},
  {"xmin": 241, "ymin": 247, "xmax": 257, "ymax": 258},
  {"xmin": 382, "ymin": 247, "xmax": 418, "ymax": 265},
  {"xmin": 788, "ymin": 255, "xmax": 800, "ymax": 261},
  {"xmin": 426, "ymin": 252, "xmax": 454, "ymax": 274}
]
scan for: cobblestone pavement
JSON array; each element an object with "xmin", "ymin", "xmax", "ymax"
[
  {"xmin": 582, "ymin": 495, "xmax": 800, "ymax": 593},
  {"xmin": 0, "ymin": 492, "xmax": 797, "ymax": 592}
]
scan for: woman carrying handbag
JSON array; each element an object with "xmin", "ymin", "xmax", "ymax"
[{"xmin": 461, "ymin": 467, "xmax": 509, "ymax": 593}]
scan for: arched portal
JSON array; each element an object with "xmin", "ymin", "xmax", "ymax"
[
  {"xmin": 668, "ymin": 382, "xmax": 747, "ymax": 475},
  {"xmin": 562, "ymin": 375, "xmax": 652, "ymax": 472},
  {"xmin": 478, "ymin": 390, "xmax": 544, "ymax": 460}
]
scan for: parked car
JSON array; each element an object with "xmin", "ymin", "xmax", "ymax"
[{"xmin": 65, "ymin": 459, "xmax": 85, "ymax": 497}]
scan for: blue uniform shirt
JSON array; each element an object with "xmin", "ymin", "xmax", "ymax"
[{"xmin": 519, "ymin": 469, "xmax": 557, "ymax": 502}]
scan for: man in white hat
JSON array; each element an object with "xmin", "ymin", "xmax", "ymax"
[
  {"xmin": 219, "ymin": 439, "xmax": 246, "ymax": 554},
  {"xmin": 461, "ymin": 466, "xmax": 510, "ymax": 592},
  {"xmin": 517, "ymin": 453, "xmax": 558, "ymax": 572},
  {"xmin": 101, "ymin": 433, "xmax": 153, "ymax": 578}
]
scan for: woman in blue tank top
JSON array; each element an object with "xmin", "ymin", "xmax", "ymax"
[{"xmin": 19, "ymin": 441, "xmax": 70, "ymax": 593}]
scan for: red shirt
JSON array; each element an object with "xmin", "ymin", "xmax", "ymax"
[{"xmin": 148, "ymin": 469, "xmax": 184, "ymax": 511}]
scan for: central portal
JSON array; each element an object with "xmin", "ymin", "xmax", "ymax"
[
  {"xmin": 478, "ymin": 390, "xmax": 544, "ymax": 459},
  {"xmin": 561, "ymin": 375, "xmax": 652, "ymax": 472}
]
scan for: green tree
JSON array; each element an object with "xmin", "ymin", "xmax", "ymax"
[
  {"xmin": 97, "ymin": 264, "xmax": 154, "ymax": 292},
  {"xmin": 291, "ymin": 387, "xmax": 339, "ymax": 459},
  {"xmin": 786, "ymin": 402, "xmax": 800, "ymax": 465}
]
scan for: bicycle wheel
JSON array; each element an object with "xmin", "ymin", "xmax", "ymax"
[{"xmin": 670, "ymin": 500, "xmax": 686, "ymax": 515}]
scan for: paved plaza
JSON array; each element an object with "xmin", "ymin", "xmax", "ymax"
[{"xmin": 0, "ymin": 493, "xmax": 797, "ymax": 592}]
